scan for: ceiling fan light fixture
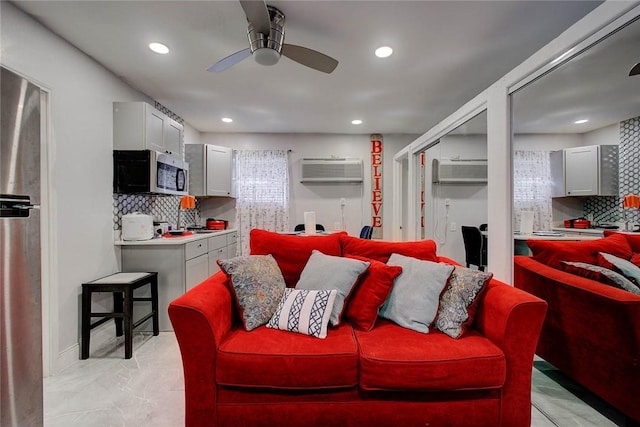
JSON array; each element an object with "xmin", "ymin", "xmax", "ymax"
[
  {"xmin": 148, "ymin": 42, "xmax": 169, "ymax": 54},
  {"xmin": 375, "ymin": 46, "xmax": 393, "ymax": 58},
  {"xmin": 253, "ymin": 47, "xmax": 280, "ymax": 66}
]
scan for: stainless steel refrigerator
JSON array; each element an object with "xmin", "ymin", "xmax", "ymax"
[{"xmin": 1, "ymin": 66, "xmax": 43, "ymax": 426}]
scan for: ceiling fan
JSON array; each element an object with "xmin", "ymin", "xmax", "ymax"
[{"xmin": 207, "ymin": 0, "xmax": 338, "ymax": 74}]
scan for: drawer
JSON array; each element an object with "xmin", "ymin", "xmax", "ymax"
[
  {"xmin": 226, "ymin": 232, "xmax": 237, "ymax": 245},
  {"xmin": 185, "ymin": 239, "xmax": 208, "ymax": 261},
  {"xmin": 208, "ymin": 234, "xmax": 227, "ymax": 251}
]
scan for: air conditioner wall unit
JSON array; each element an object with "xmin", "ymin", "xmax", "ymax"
[
  {"xmin": 432, "ymin": 159, "xmax": 488, "ymax": 184},
  {"xmin": 301, "ymin": 158, "xmax": 364, "ymax": 183}
]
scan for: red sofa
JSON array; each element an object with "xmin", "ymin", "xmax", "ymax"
[
  {"xmin": 514, "ymin": 232, "xmax": 640, "ymax": 424},
  {"xmin": 169, "ymin": 230, "xmax": 547, "ymax": 427}
]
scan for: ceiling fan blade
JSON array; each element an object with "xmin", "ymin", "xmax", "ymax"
[
  {"xmin": 630, "ymin": 62, "xmax": 640, "ymax": 76},
  {"xmin": 282, "ymin": 44, "xmax": 338, "ymax": 74},
  {"xmin": 207, "ymin": 48, "xmax": 252, "ymax": 73},
  {"xmin": 239, "ymin": 0, "xmax": 271, "ymax": 34}
]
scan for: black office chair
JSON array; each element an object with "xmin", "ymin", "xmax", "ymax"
[
  {"xmin": 479, "ymin": 223, "xmax": 488, "ymax": 232},
  {"xmin": 359, "ymin": 225, "xmax": 373, "ymax": 239},
  {"xmin": 461, "ymin": 226, "xmax": 488, "ymax": 271},
  {"xmin": 294, "ymin": 223, "xmax": 325, "ymax": 232}
]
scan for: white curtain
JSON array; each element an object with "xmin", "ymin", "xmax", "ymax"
[
  {"xmin": 234, "ymin": 150, "xmax": 290, "ymax": 255},
  {"xmin": 513, "ymin": 150, "xmax": 553, "ymax": 231}
]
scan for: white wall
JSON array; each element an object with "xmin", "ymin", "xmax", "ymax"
[
  {"xmin": 583, "ymin": 122, "xmax": 619, "ymax": 146},
  {"xmin": 424, "ymin": 132, "xmax": 591, "ymax": 264},
  {"xmin": 424, "ymin": 135, "xmax": 488, "ymax": 264},
  {"xmin": 197, "ymin": 133, "xmax": 415, "ymax": 240},
  {"xmin": 0, "ymin": 3, "xmax": 202, "ymax": 373}
]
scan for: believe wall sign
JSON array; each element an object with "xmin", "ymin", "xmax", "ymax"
[{"xmin": 371, "ymin": 134, "xmax": 383, "ymax": 239}]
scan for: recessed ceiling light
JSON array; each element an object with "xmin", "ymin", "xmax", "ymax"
[
  {"xmin": 221, "ymin": 117, "xmax": 233, "ymax": 123},
  {"xmin": 149, "ymin": 42, "xmax": 169, "ymax": 54},
  {"xmin": 574, "ymin": 119, "xmax": 588, "ymax": 124},
  {"xmin": 351, "ymin": 119, "xmax": 363, "ymax": 125},
  {"xmin": 375, "ymin": 46, "xmax": 393, "ymax": 58}
]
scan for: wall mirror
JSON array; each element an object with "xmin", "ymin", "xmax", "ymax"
[
  {"xmin": 423, "ymin": 110, "xmax": 488, "ymax": 267},
  {"xmin": 511, "ymin": 16, "xmax": 640, "ymax": 252}
]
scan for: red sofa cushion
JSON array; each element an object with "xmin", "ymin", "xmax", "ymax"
[
  {"xmin": 344, "ymin": 255, "xmax": 403, "ymax": 331},
  {"xmin": 528, "ymin": 233, "xmax": 632, "ymax": 270},
  {"xmin": 217, "ymin": 324, "xmax": 358, "ymax": 389},
  {"xmin": 604, "ymin": 230, "xmax": 640, "ymax": 252},
  {"xmin": 340, "ymin": 235, "xmax": 438, "ymax": 263},
  {"xmin": 356, "ymin": 320, "xmax": 505, "ymax": 391},
  {"xmin": 250, "ymin": 229, "xmax": 344, "ymax": 287}
]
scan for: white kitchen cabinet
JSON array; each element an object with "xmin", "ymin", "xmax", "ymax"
[
  {"xmin": 185, "ymin": 254, "xmax": 209, "ymax": 292},
  {"xmin": 185, "ymin": 144, "xmax": 234, "ymax": 197},
  {"xmin": 550, "ymin": 145, "xmax": 618, "ymax": 197},
  {"xmin": 118, "ymin": 230, "xmax": 237, "ymax": 331},
  {"xmin": 113, "ymin": 101, "xmax": 184, "ymax": 158},
  {"xmin": 207, "ymin": 231, "xmax": 237, "ymax": 275}
]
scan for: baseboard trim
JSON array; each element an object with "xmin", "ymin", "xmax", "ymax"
[{"xmin": 54, "ymin": 322, "xmax": 117, "ymax": 374}]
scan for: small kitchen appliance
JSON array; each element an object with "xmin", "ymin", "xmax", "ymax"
[
  {"xmin": 113, "ymin": 149, "xmax": 189, "ymax": 196},
  {"xmin": 122, "ymin": 212, "xmax": 154, "ymax": 240}
]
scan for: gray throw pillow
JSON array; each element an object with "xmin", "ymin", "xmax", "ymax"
[
  {"xmin": 295, "ymin": 250, "xmax": 370, "ymax": 325},
  {"xmin": 379, "ymin": 253, "xmax": 454, "ymax": 333},
  {"xmin": 599, "ymin": 252, "xmax": 640, "ymax": 288}
]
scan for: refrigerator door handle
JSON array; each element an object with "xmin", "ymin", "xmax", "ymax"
[{"xmin": 11, "ymin": 203, "xmax": 40, "ymax": 210}]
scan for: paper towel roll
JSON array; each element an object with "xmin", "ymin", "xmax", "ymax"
[
  {"xmin": 520, "ymin": 211, "xmax": 534, "ymax": 235},
  {"xmin": 304, "ymin": 211, "xmax": 317, "ymax": 235}
]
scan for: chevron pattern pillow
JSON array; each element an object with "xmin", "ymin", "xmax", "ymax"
[{"xmin": 267, "ymin": 288, "xmax": 337, "ymax": 339}]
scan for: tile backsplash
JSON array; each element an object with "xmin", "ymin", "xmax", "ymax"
[
  {"xmin": 113, "ymin": 194, "xmax": 200, "ymax": 230},
  {"xmin": 584, "ymin": 116, "xmax": 640, "ymax": 224}
]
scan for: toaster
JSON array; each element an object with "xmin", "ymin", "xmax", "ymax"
[{"xmin": 121, "ymin": 212, "xmax": 154, "ymax": 241}]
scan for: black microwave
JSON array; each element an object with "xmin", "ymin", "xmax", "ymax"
[{"xmin": 113, "ymin": 150, "xmax": 189, "ymax": 196}]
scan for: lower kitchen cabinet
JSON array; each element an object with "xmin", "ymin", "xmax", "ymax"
[{"xmin": 119, "ymin": 230, "xmax": 237, "ymax": 331}]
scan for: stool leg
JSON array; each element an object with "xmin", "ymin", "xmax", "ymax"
[
  {"xmin": 150, "ymin": 276, "xmax": 159, "ymax": 336},
  {"xmin": 124, "ymin": 287, "xmax": 134, "ymax": 359},
  {"xmin": 113, "ymin": 292, "xmax": 124, "ymax": 337},
  {"xmin": 81, "ymin": 288, "xmax": 91, "ymax": 359}
]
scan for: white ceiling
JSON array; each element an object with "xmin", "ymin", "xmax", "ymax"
[{"xmin": 13, "ymin": 0, "xmax": 605, "ymax": 135}]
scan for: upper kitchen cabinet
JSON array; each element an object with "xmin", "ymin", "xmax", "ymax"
[
  {"xmin": 113, "ymin": 102, "xmax": 184, "ymax": 158},
  {"xmin": 551, "ymin": 145, "xmax": 618, "ymax": 197},
  {"xmin": 185, "ymin": 144, "xmax": 234, "ymax": 197}
]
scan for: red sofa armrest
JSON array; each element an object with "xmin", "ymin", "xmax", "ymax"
[
  {"xmin": 168, "ymin": 272, "xmax": 234, "ymax": 427},
  {"xmin": 474, "ymin": 279, "xmax": 548, "ymax": 427}
]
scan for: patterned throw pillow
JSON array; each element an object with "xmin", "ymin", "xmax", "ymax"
[
  {"xmin": 560, "ymin": 261, "xmax": 640, "ymax": 295},
  {"xmin": 434, "ymin": 266, "xmax": 493, "ymax": 339},
  {"xmin": 379, "ymin": 253, "xmax": 454, "ymax": 333},
  {"xmin": 295, "ymin": 250, "xmax": 370, "ymax": 326},
  {"xmin": 267, "ymin": 288, "xmax": 337, "ymax": 339},
  {"xmin": 218, "ymin": 254, "xmax": 286, "ymax": 331}
]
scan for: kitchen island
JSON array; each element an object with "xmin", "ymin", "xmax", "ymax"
[{"xmin": 115, "ymin": 229, "xmax": 237, "ymax": 331}]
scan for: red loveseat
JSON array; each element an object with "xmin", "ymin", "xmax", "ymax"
[
  {"xmin": 514, "ymin": 232, "xmax": 640, "ymax": 424},
  {"xmin": 169, "ymin": 230, "xmax": 547, "ymax": 427}
]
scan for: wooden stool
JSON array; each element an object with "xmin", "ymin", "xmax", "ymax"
[{"xmin": 81, "ymin": 272, "xmax": 159, "ymax": 359}]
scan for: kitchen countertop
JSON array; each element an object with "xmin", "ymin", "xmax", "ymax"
[
  {"xmin": 515, "ymin": 232, "xmax": 602, "ymax": 241},
  {"xmin": 115, "ymin": 228, "xmax": 236, "ymax": 246},
  {"xmin": 551, "ymin": 227, "xmax": 607, "ymax": 235}
]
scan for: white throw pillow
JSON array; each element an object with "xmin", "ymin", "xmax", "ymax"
[
  {"xmin": 267, "ymin": 288, "xmax": 337, "ymax": 339},
  {"xmin": 379, "ymin": 253, "xmax": 454, "ymax": 333}
]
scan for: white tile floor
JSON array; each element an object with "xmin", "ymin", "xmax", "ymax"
[{"xmin": 44, "ymin": 332, "xmax": 626, "ymax": 427}]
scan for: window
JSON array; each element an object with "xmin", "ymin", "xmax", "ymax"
[
  {"xmin": 513, "ymin": 150, "xmax": 552, "ymax": 231},
  {"xmin": 234, "ymin": 150, "xmax": 290, "ymax": 254}
]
